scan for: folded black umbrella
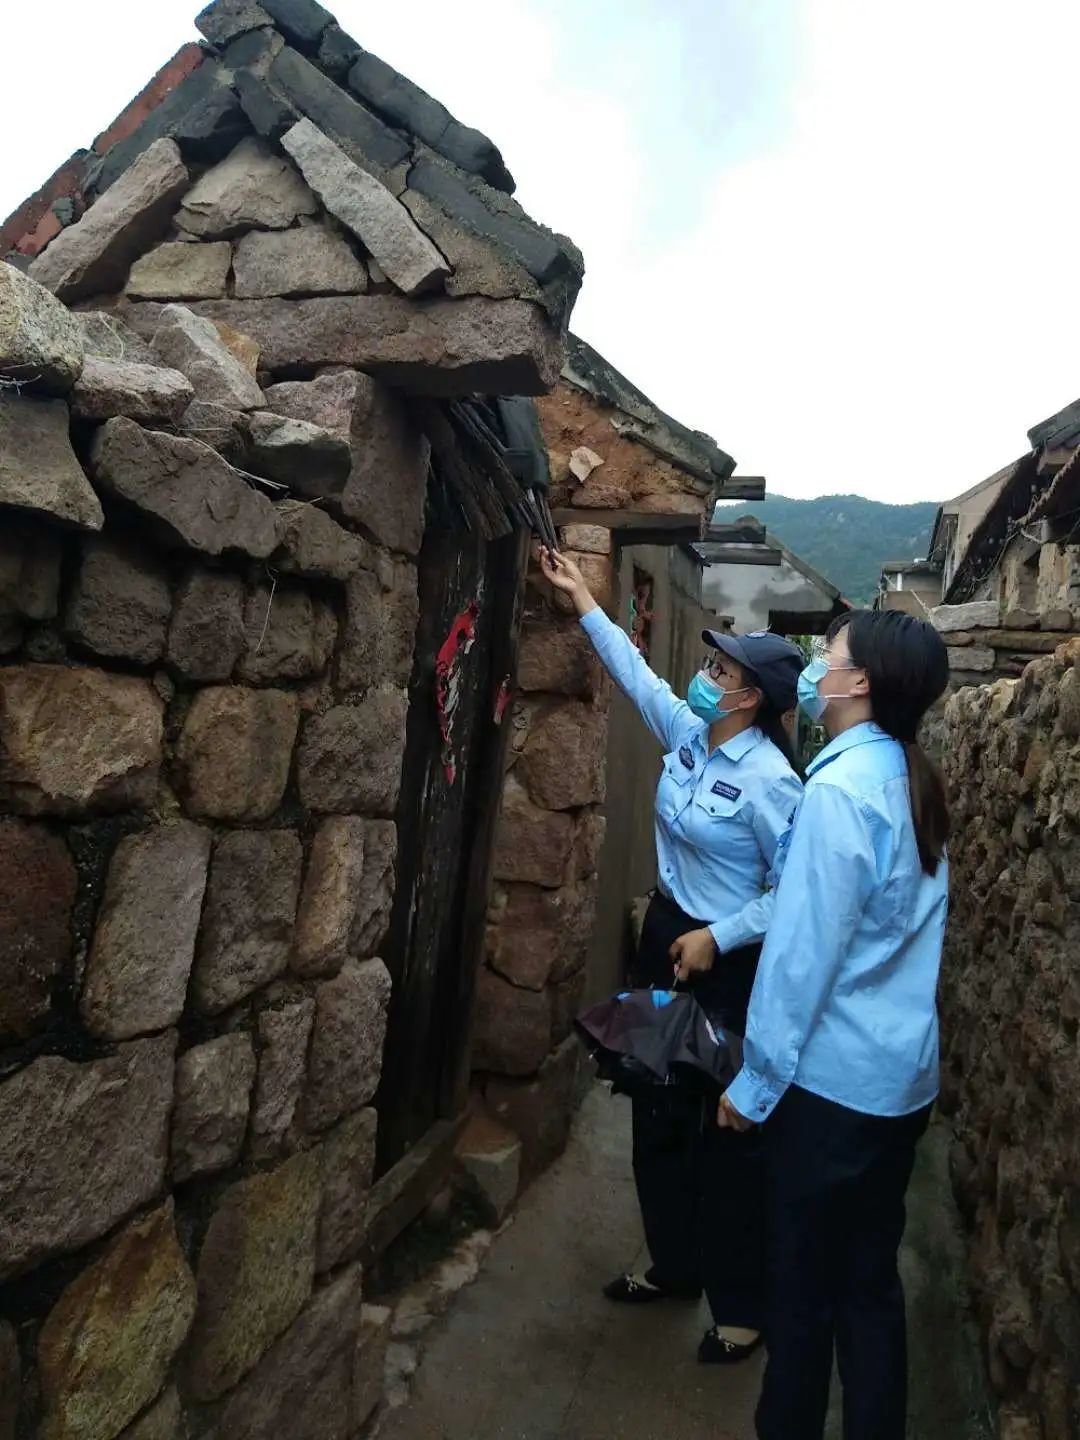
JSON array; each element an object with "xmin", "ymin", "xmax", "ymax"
[{"xmin": 574, "ymin": 988, "xmax": 743, "ymax": 1097}]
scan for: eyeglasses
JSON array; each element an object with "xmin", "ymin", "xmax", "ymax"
[
  {"xmin": 700, "ymin": 653, "xmax": 728, "ymax": 680},
  {"xmin": 808, "ymin": 639, "xmax": 862, "ymax": 669}
]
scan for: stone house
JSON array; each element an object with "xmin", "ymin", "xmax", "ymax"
[
  {"xmin": 698, "ymin": 516, "xmax": 849, "ymax": 635},
  {"xmin": 0, "ymin": 0, "xmax": 588, "ymax": 1433},
  {"xmin": 876, "ymin": 556, "xmax": 943, "ymax": 617}
]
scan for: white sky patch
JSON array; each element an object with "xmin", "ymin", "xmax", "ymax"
[{"xmin": 3, "ymin": 0, "xmax": 1078, "ymax": 503}]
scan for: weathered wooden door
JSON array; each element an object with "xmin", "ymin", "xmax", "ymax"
[{"xmin": 376, "ymin": 527, "xmax": 526, "ymax": 1173}]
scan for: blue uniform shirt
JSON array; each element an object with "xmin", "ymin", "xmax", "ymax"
[
  {"xmin": 726, "ymin": 721, "xmax": 949, "ymax": 1123},
  {"xmin": 581, "ymin": 608, "xmax": 802, "ymax": 950}
]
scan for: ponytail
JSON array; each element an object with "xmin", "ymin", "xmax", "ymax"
[
  {"xmin": 826, "ymin": 610, "xmax": 951, "ymax": 876},
  {"xmin": 902, "ymin": 740, "xmax": 949, "ymax": 876},
  {"xmin": 757, "ymin": 701, "xmax": 801, "ymax": 777}
]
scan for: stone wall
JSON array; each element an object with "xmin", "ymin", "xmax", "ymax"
[
  {"xmin": 940, "ymin": 641, "xmax": 1080, "ymax": 1439},
  {"xmin": 471, "ymin": 533, "xmax": 615, "ymax": 1182},
  {"xmin": 0, "ymin": 38, "xmax": 574, "ymax": 1425}
]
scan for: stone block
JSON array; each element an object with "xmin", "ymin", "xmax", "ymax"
[
  {"xmin": 37, "ymin": 1202, "xmax": 195, "ymax": 1440},
  {"xmin": 400, "ymin": 188, "xmax": 538, "ymax": 308},
  {"xmin": 0, "ymin": 259, "xmax": 85, "ymax": 393},
  {"xmin": 165, "ymin": 567, "xmax": 246, "ymax": 681},
  {"xmin": 126, "ymin": 239, "xmax": 233, "ymax": 300},
  {"xmin": 80, "ymin": 821, "xmax": 212, "ymax": 1041},
  {"xmin": 176, "ymin": 137, "xmax": 318, "ymax": 240},
  {"xmin": 171, "ymin": 1033, "xmax": 257, "ymax": 1181},
  {"xmin": 186, "ymin": 1151, "xmax": 320, "ymax": 1401},
  {"xmin": 932, "ymin": 600, "xmax": 1000, "ymax": 633},
  {"xmin": 237, "ymin": 583, "xmax": 336, "ymax": 684},
  {"xmin": 518, "ymin": 617, "xmax": 602, "ymax": 697},
  {"xmin": 340, "ymin": 376, "xmax": 428, "ymax": 554},
  {"xmin": 492, "ymin": 775, "xmax": 575, "ymax": 888},
  {"xmin": 176, "ymin": 398, "xmax": 248, "ymax": 461},
  {"xmin": 233, "ymin": 224, "xmax": 367, "ymax": 298},
  {"xmin": 258, "ymin": 0, "xmax": 335, "ymax": 50},
  {"xmin": 281, "ymin": 119, "xmax": 448, "ymax": 297},
  {"xmin": 0, "ymin": 817, "xmax": 77, "ymax": 1043},
  {"xmin": 304, "ymin": 958, "xmax": 392, "ymax": 1131},
  {"xmin": 30, "ymin": 140, "xmax": 190, "ymax": 301},
  {"xmin": 519, "ymin": 701, "xmax": 607, "ymax": 810},
  {"xmin": 294, "ymin": 817, "xmax": 396, "ymax": 977},
  {"xmin": 65, "ymin": 535, "xmax": 172, "ymax": 665},
  {"xmin": 487, "ymin": 880, "xmax": 595, "ymax": 991},
  {"xmin": 150, "ymin": 303, "xmax": 264, "ymax": 410},
  {"xmin": 353, "ymin": 1304, "xmax": 391, "ymax": 1431},
  {"xmin": 948, "ymin": 645, "xmax": 995, "ymax": 673},
  {"xmin": 261, "ymin": 371, "xmax": 356, "ymax": 440},
  {"xmin": 195, "ymin": 0, "xmax": 274, "ymax": 46},
  {"xmin": 455, "ymin": 1111, "xmax": 521, "ymax": 1224},
  {"xmin": 0, "ymin": 393, "xmax": 103, "ymax": 533},
  {"xmin": 70, "ymin": 354, "xmax": 195, "ymax": 424},
  {"xmin": 77, "ymin": 311, "xmax": 156, "ymax": 365},
  {"xmin": 254, "ymin": 45, "xmax": 410, "ymax": 178},
  {"xmin": 90, "ymin": 418, "xmax": 280, "ymax": 559},
  {"xmin": 212, "ymin": 317, "xmax": 261, "ymax": 374},
  {"xmin": 1003, "ymin": 608, "xmax": 1040, "ymax": 631},
  {"xmin": 215, "ymin": 1263, "xmax": 364, "ymax": 1440},
  {"xmin": 551, "ymin": 967, "xmax": 585, "ymax": 1045},
  {"xmin": 193, "ymin": 829, "xmax": 303, "ymax": 1013},
  {"xmin": 317, "ymin": 1107, "xmax": 378, "ymax": 1271},
  {"xmin": 486, "ymin": 1034, "xmax": 580, "ymax": 1181},
  {"xmin": 347, "ymin": 52, "xmax": 513, "ymax": 192},
  {"xmin": 0, "ymin": 664, "xmax": 162, "ymax": 817},
  {"xmin": 472, "ymin": 966, "xmax": 552, "ymax": 1077},
  {"xmin": 250, "ymin": 996, "xmax": 315, "ymax": 1161},
  {"xmin": 186, "ymin": 294, "xmax": 564, "ymax": 396},
  {"xmin": 0, "ymin": 1321, "xmax": 17, "ymax": 1440},
  {"xmin": 317, "ymin": 22, "xmax": 361, "ymax": 78},
  {"xmin": 0, "ymin": 1034, "xmax": 176, "ymax": 1281},
  {"xmin": 1044, "ymin": 608, "xmax": 1075, "ymax": 631},
  {"xmin": 274, "ymin": 501, "xmax": 372, "ymax": 582},
  {"xmin": 406, "ymin": 156, "xmax": 575, "ymax": 286},
  {"xmin": 176, "ymin": 685, "xmax": 298, "ymax": 822},
  {"xmin": 116, "ymin": 1389, "xmax": 180, "ymax": 1440},
  {"xmin": 551, "ymin": 551, "xmax": 613, "ymax": 614},
  {"xmin": 560, "ymin": 523, "xmax": 611, "ymax": 555},
  {"xmin": 244, "ymin": 410, "xmax": 352, "ymax": 497},
  {"xmin": 297, "ymin": 692, "xmax": 407, "ymax": 816},
  {"xmin": 336, "ymin": 561, "xmax": 418, "ymax": 693},
  {"xmin": 88, "ymin": 60, "xmax": 247, "ymax": 197},
  {"xmin": 0, "ymin": 520, "xmax": 62, "ymax": 623}
]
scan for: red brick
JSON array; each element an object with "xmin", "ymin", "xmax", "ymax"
[
  {"xmin": 93, "ymin": 44, "xmax": 206, "ymax": 155},
  {"xmin": 15, "ymin": 209, "xmax": 63, "ymax": 258},
  {"xmin": 0, "ymin": 153, "xmax": 86, "ymax": 257}
]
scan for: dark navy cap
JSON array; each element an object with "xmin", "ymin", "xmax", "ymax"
[{"xmin": 702, "ymin": 628, "xmax": 803, "ymax": 712}]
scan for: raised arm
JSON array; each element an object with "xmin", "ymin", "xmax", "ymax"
[{"xmin": 540, "ymin": 548, "xmax": 692, "ymax": 752}]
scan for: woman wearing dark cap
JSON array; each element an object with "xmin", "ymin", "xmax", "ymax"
[
  {"xmin": 719, "ymin": 609, "xmax": 950, "ymax": 1439},
  {"xmin": 541, "ymin": 547, "xmax": 803, "ymax": 1364}
]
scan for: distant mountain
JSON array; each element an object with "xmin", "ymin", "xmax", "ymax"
[{"xmin": 716, "ymin": 494, "xmax": 941, "ymax": 606}]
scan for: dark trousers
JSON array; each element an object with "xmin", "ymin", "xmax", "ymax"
[
  {"xmin": 629, "ymin": 891, "xmax": 764, "ymax": 1328},
  {"xmin": 756, "ymin": 1085, "xmax": 932, "ymax": 1440}
]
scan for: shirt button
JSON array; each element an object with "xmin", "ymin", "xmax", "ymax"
[{"xmin": 758, "ymin": 1105, "xmax": 768, "ymax": 1114}]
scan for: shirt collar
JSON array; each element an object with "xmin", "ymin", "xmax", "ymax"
[
  {"xmin": 695, "ymin": 724, "xmax": 763, "ymax": 763},
  {"xmin": 807, "ymin": 721, "xmax": 893, "ymax": 777}
]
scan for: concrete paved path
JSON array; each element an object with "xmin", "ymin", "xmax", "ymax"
[
  {"xmin": 378, "ymin": 1084, "xmax": 760, "ymax": 1440},
  {"xmin": 378, "ymin": 1084, "xmax": 992, "ymax": 1440}
]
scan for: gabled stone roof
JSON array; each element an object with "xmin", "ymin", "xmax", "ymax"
[{"xmin": 2, "ymin": 0, "xmax": 583, "ymax": 335}]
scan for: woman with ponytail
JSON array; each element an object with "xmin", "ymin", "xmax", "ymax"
[{"xmin": 719, "ymin": 609, "xmax": 950, "ymax": 1440}]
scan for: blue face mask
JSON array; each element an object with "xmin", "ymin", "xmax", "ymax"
[
  {"xmin": 687, "ymin": 672, "xmax": 749, "ymax": 725},
  {"xmin": 797, "ymin": 658, "xmax": 830, "ymax": 722}
]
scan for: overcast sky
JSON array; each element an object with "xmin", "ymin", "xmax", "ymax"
[{"xmin": 3, "ymin": 0, "xmax": 1078, "ymax": 503}]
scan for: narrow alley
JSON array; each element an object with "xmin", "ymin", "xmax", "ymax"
[{"xmin": 376, "ymin": 1085, "xmax": 992, "ymax": 1440}]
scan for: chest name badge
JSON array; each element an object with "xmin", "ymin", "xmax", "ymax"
[
  {"xmin": 678, "ymin": 745, "xmax": 695, "ymax": 770},
  {"xmin": 711, "ymin": 781, "xmax": 742, "ymax": 801}
]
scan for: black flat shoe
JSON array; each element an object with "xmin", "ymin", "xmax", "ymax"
[
  {"xmin": 602, "ymin": 1272, "xmax": 701, "ymax": 1304},
  {"xmin": 697, "ymin": 1326, "xmax": 764, "ymax": 1364}
]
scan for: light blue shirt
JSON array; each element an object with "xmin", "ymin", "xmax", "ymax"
[
  {"xmin": 581, "ymin": 608, "xmax": 802, "ymax": 950},
  {"xmin": 726, "ymin": 721, "xmax": 949, "ymax": 1122}
]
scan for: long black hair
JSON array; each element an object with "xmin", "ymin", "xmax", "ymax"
[
  {"xmin": 756, "ymin": 700, "xmax": 799, "ymax": 774},
  {"xmin": 827, "ymin": 610, "xmax": 950, "ymax": 875}
]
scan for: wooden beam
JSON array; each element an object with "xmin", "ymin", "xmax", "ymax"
[
  {"xmin": 550, "ymin": 508, "xmax": 701, "ymax": 531},
  {"xmin": 718, "ymin": 475, "xmax": 766, "ymax": 500},
  {"xmin": 704, "ymin": 521, "xmax": 767, "ymax": 545},
  {"xmin": 701, "ymin": 545, "xmax": 782, "ymax": 567},
  {"xmin": 360, "ymin": 1114, "xmax": 469, "ymax": 1267}
]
